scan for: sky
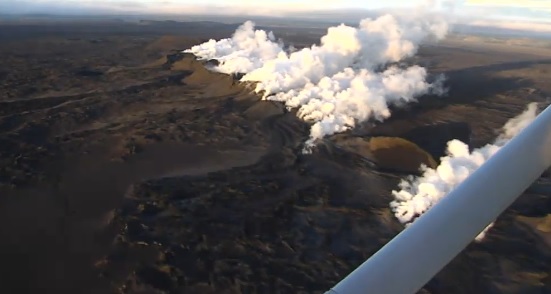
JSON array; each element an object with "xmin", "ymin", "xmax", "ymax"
[{"xmin": 2, "ymin": 0, "xmax": 551, "ymax": 26}]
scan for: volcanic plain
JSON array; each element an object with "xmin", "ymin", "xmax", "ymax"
[{"xmin": 1, "ymin": 18, "xmax": 551, "ymax": 294}]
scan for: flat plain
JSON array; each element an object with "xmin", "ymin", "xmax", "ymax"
[{"xmin": 1, "ymin": 18, "xmax": 550, "ymax": 294}]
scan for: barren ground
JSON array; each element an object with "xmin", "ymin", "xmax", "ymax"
[{"xmin": 0, "ymin": 19, "xmax": 550, "ymax": 294}]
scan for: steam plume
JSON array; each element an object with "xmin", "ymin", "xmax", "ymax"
[
  {"xmin": 390, "ymin": 103, "xmax": 540, "ymax": 241},
  {"xmin": 185, "ymin": 14, "xmax": 449, "ymax": 146},
  {"xmin": 186, "ymin": 21, "xmax": 284, "ymax": 74}
]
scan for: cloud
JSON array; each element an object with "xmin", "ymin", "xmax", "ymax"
[
  {"xmin": 466, "ymin": 0, "xmax": 551, "ymax": 9},
  {"xmin": 0, "ymin": 0, "xmax": 147, "ymax": 14},
  {"xmin": 3, "ymin": 0, "xmax": 551, "ymax": 35},
  {"xmin": 457, "ymin": 0, "xmax": 551, "ymax": 23},
  {"xmin": 0, "ymin": 0, "xmax": 357, "ymax": 16},
  {"xmin": 466, "ymin": 19, "xmax": 551, "ymax": 33}
]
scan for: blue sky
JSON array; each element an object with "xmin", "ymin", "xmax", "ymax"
[{"xmin": 2, "ymin": 0, "xmax": 551, "ymax": 24}]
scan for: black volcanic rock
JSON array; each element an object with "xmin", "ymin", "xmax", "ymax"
[
  {"xmin": 75, "ymin": 67, "xmax": 104, "ymax": 77},
  {"xmin": 164, "ymin": 51, "xmax": 187, "ymax": 66},
  {"xmin": 232, "ymin": 72, "xmax": 246, "ymax": 80},
  {"xmin": 2, "ymin": 21, "xmax": 551, "ymax": 294},
  {"xmin": 402, "ymin": 122, "xmax": 472, "ymax": 161},
  {"xmin": 205, "ymin": 58, "xmax": 220, "ymax": 67}
]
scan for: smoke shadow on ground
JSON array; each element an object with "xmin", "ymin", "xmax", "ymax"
[
  {"xmin": 343, "ymin": 59, "xmax": 551, "ymax": 164},
  {"xmin": 389, "ymin": 59, "xmax": 550, "ymax": 119}
]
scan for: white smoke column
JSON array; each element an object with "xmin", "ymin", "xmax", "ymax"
[
  {"xmin": 185, "ymin": 21, "xmax": 284, "ymax": 74},
  {"xmin": 269, "ymin": 66, "xmax": 444, "ymax": 146},
  {"xmin": 186, "ymin": 14, "xmax": 449, "ymax": 146},
  {"xmin": 390, "ymin": 103, "xmax": 540, "ymax": 241},
  {"xmin": 242, "ymin": 14, "xmax": 448, "ymax": 95}
]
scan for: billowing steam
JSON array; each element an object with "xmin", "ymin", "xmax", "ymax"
[
  {"xmin": 187, "ymin": 21, "xmax": 284, "ymax": 74},
  {"xmin": 185, "ymin": 14, "xmax": 449, "ymax": 147},
  {"xmin": 390, "ymin": 103, "xmax": 540, "ymax": 241}
]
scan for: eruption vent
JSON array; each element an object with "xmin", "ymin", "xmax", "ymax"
[
  {"xmin": 391, "ymin": 103, "xmax": 540, "ymax": 241},
  {"xmin": 186, "ymin": 14, "xmax": 449, "ymax": 147}
]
